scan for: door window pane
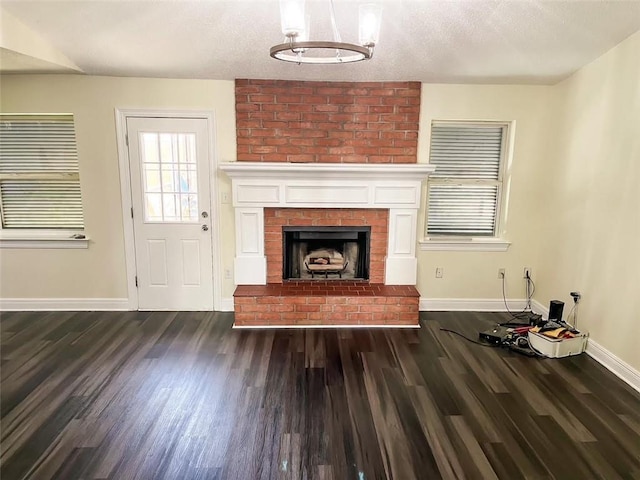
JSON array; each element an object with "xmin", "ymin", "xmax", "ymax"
[
  {"xmin": 162, "ymin": 193, "xmax": 176, "ymax": 220},
  {"xmin": 140, "ymin": 132, "xmax": 198, "ymax": 222},
  {"xmin": 143, "ymin": 164, "xmax": 161, "ymax": 192},
  {"xmin": 161, "ymin": 166, "xmax": 175, "ymax": 192},
  {"xmin": 145, "ymin": 193, "xmax": 163, "ymax": 221}
]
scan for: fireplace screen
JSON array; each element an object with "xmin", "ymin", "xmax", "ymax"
[{"xmin": 283, "ymin": 226, "xmax": 371, "ymax": 281}]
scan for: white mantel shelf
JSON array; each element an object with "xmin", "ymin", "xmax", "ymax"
[
  {"xmin": 219, "ymin": 162, "xmax": 436, "ymax": 286},
  {"xmin": 220, "ymin": 162, "xmax": 435, "ymax": 180}
]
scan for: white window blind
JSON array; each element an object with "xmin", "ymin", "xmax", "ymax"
[
  {"xmin": 427, "ymin": 123, "xmax": 506, "ymax": 236},
  {"xmin": 0, "ymin": 115, "xmax": 84, "ymax": 229}
]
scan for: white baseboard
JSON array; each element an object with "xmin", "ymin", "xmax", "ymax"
[
  {"xmin": 233, "ymin": 324, "xmax": 420, "ymax": 329},
  {"xmin": 218, "ymin": 297, "xmax": 235, "ymax": 312},
  {"xmin": 0, "ymin": 298, "xmax": 131, "ymax": 311},
  {"xmin": 530, "ymin": 299, "xmax": 548, "ymax": 316},
  {"xmin": 2, "ymin": 297, "xmax": 237, "ymax": 312},
  {"xmin": 585, "ymin": 340, "xmax": 640, "ymax": 393},
  {"xmin": 420, "ymin": 297, "xmax": 530, "ymax": 312}
]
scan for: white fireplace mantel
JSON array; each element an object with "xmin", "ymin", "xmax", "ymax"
[
  {"xmin": 220, "ymin": 162, "xmax": 435, "ymax": 180},
  {"xmin": 219, "ymin": 162, "xmax": 435, "ymax": 285}
]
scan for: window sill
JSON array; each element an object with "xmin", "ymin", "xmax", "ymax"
[
  {"xmin": 0, "ymin": 230, "xmax": 89, "ymax": 249},
  {"xmin": 419, "ymin": 237, "xmax": 511, "ymax": 252}
]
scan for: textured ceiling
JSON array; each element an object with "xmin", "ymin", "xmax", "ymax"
[{"xmin": 2, "ymin": 0, "xmax": 640, "ymax": 84}]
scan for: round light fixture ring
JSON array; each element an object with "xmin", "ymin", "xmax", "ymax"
[{"xmin": 270, "ymin": 41, "xmax": 372, "ymax": 64}]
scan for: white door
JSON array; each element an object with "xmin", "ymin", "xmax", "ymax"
[{"xmin": 127, "ymin": 117, "xmax": 214, "ymax": 310}]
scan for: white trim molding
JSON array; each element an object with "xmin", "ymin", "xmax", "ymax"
[
  {"xmin": 419, "ymin": 237, "xmax": 510, "ymax": 252},
  {"xmin": 234, "ymin": 207, "xmax": 267, "ymax": 285},
  {"xmin": 386, "ymin": 209, "xmax": 418, "ymax": 285},
  {"xmin": 220, "ymin": 162, "xmax": 435, "ymax": 181},
  {"xmin": 585, "ymin": 340, "xmax": 640, "ymax": 394},
  {"xmin": 420, "ymin": 297, "xmax": 530, "ymax": 312},
  {"xmin": 219, "ymin": 297, "xmax": 235, "ymax": 312},
  {"xmin": 0, "ymin": 298, "xmax": 130, "ymax": 311},
  {"xmin": 233, "ymin": 324, "xmax": 420, "ymax": 329},
  {"xmin": 530, "ymin": 299, "xmax": 547, "ymax": 316},
  {"xmin": 0, "ymin": 230, "xmax": 89, "ymax": 249},
  {"xmin": 219, "ymin": 162, "xmax": 434, "ymax": 210}
]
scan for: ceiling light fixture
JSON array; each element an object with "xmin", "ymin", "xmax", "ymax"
[{"xmin": 270, "ymin": 0, "xmax": 382, "ymax": 65}]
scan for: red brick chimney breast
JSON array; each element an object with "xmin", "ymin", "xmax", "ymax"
[{"xmin": 235, "ymin": 79, "xmax": 420, "ymax": 164}]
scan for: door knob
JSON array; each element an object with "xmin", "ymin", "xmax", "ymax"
[
  {"xmin": 201, "ymin": 211, "xmax": 209, "ymax": 218},
  {"xmin": 202, "ymin": 224, "xmax": 209, "ymax": 231}
]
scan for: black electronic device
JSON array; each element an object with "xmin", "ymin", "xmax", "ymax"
[
  {"xmin": 526, "ymin": 312, "xmax": 543, "ymax": 326},
  {"xmin": 479, "ymin": 325, "xmax": 510, "ymax": 345},
  {"xmin": 549, "ymin": 300, "xmax": 564, "ymax": 321}
]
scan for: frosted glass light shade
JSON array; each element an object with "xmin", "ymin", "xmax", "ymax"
[
  {"xmin": 299, "ymin": 15, "xmax": 311, "ymax": 42},
  {"xmin": 280, "ymin": 0, "xmax": 306, "ymax": 37},
  {"xmin": 359, "ymin": 4, "xmax": 382, "ymax": 46}
]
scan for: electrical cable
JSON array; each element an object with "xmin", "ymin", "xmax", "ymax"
[
  {"xmin": 563, "ymin": 303, "xmax": 578, "ymax": 330},
  {"xmin": 525, "ymin": 274, "xmax": 536, "ymax": 310},
  {"xmin": 513, "ymin": 334, "xmax": 548, "ymax": 358},
  {"xmin": 500, "ymin": 273, "xmax": 535, "ymax": 322},
  {"xmin": 439, "ymin": 328, "xmax": 499, "ymax": 347}
]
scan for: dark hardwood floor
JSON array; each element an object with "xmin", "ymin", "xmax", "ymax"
[{"xmin": 1, "ymin": 310, "xmax": 639, "ymax": 480}]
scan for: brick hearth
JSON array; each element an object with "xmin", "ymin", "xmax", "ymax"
[{"xmin": 234, "ymin": 282, "xmax": 419, "ymax": 327}]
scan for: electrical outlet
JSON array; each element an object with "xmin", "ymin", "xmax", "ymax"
[
  {"xmin": 435, "ymin": 267, "xmax": 443, "ymax": 278},
  {"xmin": 498, "ymin": 268, "xmax": 505, "ymax": 279},
  {"xmin": 524, "ymin": 267, "xmax": 532, "ymax": 279},
  {"xmin": 224, "ymin": 268, "xmax": 232, "ymax": 280}
]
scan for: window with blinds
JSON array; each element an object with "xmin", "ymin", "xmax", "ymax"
[
  {"xmin": 0, "ymin": 114, "xmax": 84, "ymax": 229},
  {"xmin": 427, "ymin": 122, "xmax": 507, "ymax": 237}
]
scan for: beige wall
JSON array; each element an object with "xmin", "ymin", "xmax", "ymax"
[
  {"xmin": 0, "ymin": 75, "xmax": 237, "ymax": 300},
  {"xmin": 0, "ymin": 75, "xmax": 552, "ymax": 305},
  {"xmin": 533, "ymin": 31, "xmax": 640, "ymax": 370},
  {"xmin": 416, "ymin": 83, "xmax": 552, "ymax": 301}
]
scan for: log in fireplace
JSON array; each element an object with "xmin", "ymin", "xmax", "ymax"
[{"xmin": 282, "ymin": 226, "xmax": 371, "ymax": 281}]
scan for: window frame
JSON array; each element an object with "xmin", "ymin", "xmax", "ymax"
[
  {"xmin": 420, "ymin": 120, "xmax": 513, "ymax": 252},
  {"xmin": 0, "ymin": 113, "xmax": 88, "ymax": 249}
]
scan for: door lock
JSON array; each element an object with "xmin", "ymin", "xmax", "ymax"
[
  {"xmin": 201, "ymin": 211, "xmax": 208, "ymax": 218},
  {"xmin": 202, "ymin": 224, "xmax": 209, "ymax": 231}
]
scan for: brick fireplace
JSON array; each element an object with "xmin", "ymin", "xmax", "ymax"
[
  {"xmin": 220, "ymin": 163, "xmax": 434, "ymax": 326},
  {"xmin": 220, "ymin": 79, "xmax": 434, "ymax": 327}
]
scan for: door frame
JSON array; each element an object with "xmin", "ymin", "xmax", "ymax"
[{"xmin": 115, "ymin": 108, "xmax": 223, "ymax": 311}]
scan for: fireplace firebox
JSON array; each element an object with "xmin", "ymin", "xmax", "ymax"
[{"xmin": 283, "ymin": 226, "xmax": 371, "ymax": 281}]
